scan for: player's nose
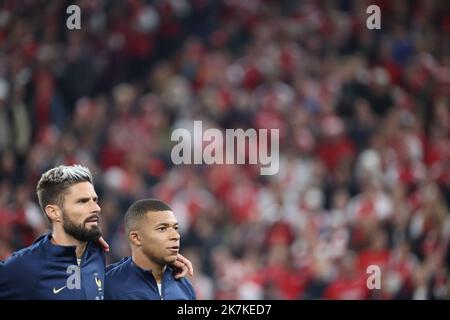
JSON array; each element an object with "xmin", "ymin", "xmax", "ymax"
[
  {"xmin": 92, "ymin": 200, "xmax": 101, "ymax": 213},
  {"xmin": 170, "ymin": 228, "xmax": 180, "ymax": 241}
]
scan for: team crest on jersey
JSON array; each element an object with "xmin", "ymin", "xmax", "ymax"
[{"xmin": 94, "ymin": 273, "xmax": 103, "ymax": 291}]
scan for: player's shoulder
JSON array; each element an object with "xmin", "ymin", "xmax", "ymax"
[
  {"xmin": 0, "ymin": 234, "xmax": 48, "ymax": 284},
  {"xmin": 106, "ymin": 256, "xmax": 132, "ymax": 278},
  {"xmin": 104, "ymin": 257, "xmax": 133, "ymax": 299},
  {"xmin": 1, "ymin": 234, "xmax": 47, "ymax": 266}
]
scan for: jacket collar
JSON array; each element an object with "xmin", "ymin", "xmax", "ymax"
[
  {"xmin": 129, "ymin": 256, "xmax": 174, "ymax": 283},
  {"xmin": 34, "ymin": 233, "xmax": 95, "ymax": 259}
]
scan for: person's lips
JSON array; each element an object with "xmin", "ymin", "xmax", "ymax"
[
  {"xmin": 167, "ymin": 245, "xmax": 179, "ymax": 254},
  {"xmin": 85, "ymin": 215, "xmax": 99, "ymax": 225}
]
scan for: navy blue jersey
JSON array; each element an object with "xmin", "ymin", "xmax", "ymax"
[
  {"xmin": 105, "ymin": 256, "xmax": 196, "ymax": 300},
  {"xmin": 0, "ymin": 234, "xmax": 105, "ymax": 300}
]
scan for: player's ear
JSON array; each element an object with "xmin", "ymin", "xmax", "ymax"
[
  {"xmin": 45, "ymin": 204, "xmax": 61, "ymax": 223},
  {"xmin": 129, "ymin": 230, "xmax": 142, "ymax": 247}
]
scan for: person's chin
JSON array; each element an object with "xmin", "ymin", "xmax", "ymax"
[
  {"xmin": 166, "ymin": 255, "xmax": 178, "ymax": 265},
  {"xmin": 85, "ymin": 228, "xmax": 102, "ymax": 240}
]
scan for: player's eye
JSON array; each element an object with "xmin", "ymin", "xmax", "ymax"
[{"xmin": 157, "ymin": 227, "xmax": 167, "ymax": 231}]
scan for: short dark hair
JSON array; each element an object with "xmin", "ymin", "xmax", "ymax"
[
  {"xmin": 36, "ymin": 165, "xmax": 93, "ymax": 222},
  {"xmin": 125, "ymin": 199, "xmax": 172, "ymax": 236}
]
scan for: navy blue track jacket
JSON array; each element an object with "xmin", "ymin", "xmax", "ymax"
[
  {"xmin": 0, "ymin": 234, "xmax": 105, "ymax": 300},
  {"xmin": 105, "ymin": 256, "xmax": 196, "ymax": 300}
]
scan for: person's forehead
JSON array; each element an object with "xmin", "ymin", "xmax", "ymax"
[
  {"xmin": 65, "ymin": 181, "xmax": 97, "ymax": 197},
  {"xmin": 145, "ymin": 210, "xmax": 177, "ymax": 224}
]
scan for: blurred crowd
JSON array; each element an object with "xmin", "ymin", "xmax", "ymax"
[{"xmin": 0, "ymin": 0, "xmax": 449, "ymax": 299}]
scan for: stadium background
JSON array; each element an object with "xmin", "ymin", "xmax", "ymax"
[{"xmin": 0, "ymin": 0, "xmax": 449, "ymax": 299}]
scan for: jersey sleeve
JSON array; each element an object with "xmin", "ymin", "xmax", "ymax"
[{"xmin": 0, "ymin": 254, "xmax": 36, "ymax": 299}]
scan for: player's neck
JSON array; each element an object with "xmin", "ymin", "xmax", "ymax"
[
  {"xmin": 132, "ymin": 251, "xmax": 166, "ymax": 283},
  {"xmin": 51, "ymin": 228, "xmax": 87, "ymax": 259}
]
